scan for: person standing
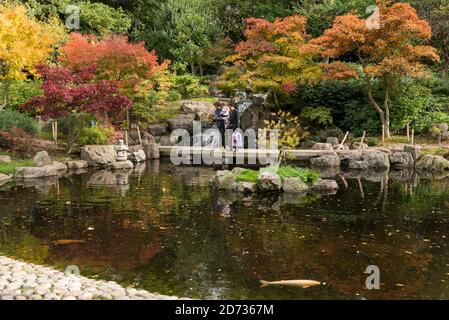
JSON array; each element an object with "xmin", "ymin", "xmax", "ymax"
[
  {"xmin": 214, "ymin": 102, "xmax": 225, "ymax": 147},
  {"xmin": 227, "ymin": 105, "xmax": 239, "ymax": 131}
]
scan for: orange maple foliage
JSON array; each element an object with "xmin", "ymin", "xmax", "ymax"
[
  {"xmin": 308, "ymin": 1, "xmax": 440, "ymax": 137},
  {"xmin": 218, "ymin": 15, "xmax": 321, "ymax": 101},
  {"xmin": 59, "ymin": 33, "xmax": 166, "ymax": 95}
]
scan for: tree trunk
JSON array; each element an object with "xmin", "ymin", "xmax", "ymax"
[
  {"xmin": 0, "ymin": 80, "xmax": 11, "ymax": 110},
  {"xmin": 383, "ymin": 83, "xmax": 391, "ymax": 139},
  {"xmin": 199, "ymin": 61, "xmax": 204, "ymax": 77},
  {"xmin": 190, "ymin": 61, "xmax": 196, "ymax": 76},
  {"xmin": 366, "ymin": 77, "xmax": 389, "ymax": 138}
]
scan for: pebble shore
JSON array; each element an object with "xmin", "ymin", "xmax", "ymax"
[{"xmin": 0, "ymin": 256, "xmax": 186, "ymax": 300}]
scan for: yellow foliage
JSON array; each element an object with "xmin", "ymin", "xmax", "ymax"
[
  {"xmin": 0, "ymin": 4, "xmax": 64, "ymax": 81},
  {"xmin": 264, "ymin": 110, "xmax": 309, "ymax": 149}
]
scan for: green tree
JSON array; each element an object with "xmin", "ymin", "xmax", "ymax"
[
  {"xmin": 410, "ymin": 0, "xmax": 449, "ymax": 75},
  {"xmin": 19, "ymin": 0, "xmax": 132, "ymax": 35}
]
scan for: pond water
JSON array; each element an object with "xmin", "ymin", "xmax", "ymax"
[{"xmin": 1, "ymin": 161, "xmax": 449, "ymax": 300}]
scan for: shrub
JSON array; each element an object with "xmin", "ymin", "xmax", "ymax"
[
  {"xmin": 78, "ymin": 127, "xmax": 113, "ymax": 146},
  {"xmin": 170, "ymin": 74, "xmax": 209, "ymax": 98},
  {"xmin": 236, "ymin": 169, "xmax": 259, "ymax": 183},
  {"xmin": 5, "ymin": 80, "xmax": 42, "ymax": 111},
  {"xmin": 167, "ymin": 89, "xmax": 182, "ymax": 102},
  {"xmin": 277, "ymin": 166, "xmax": 320, "ymax": 184},
  {"xmin": 428, "ymin": 126, "xmax": 441, "ymax": 138},
  {"xmin": 264, "ymin": 110, "xmax": 309, "ymax": 149},
  {"xmin": 57, "ymin": 113, "xmax": 95, "ymax": 153},
  {"xmin": 0, "ymin": 110, "xmax": 37, "ymax": 135},
  {"xmin": 352, "ymin": 137, "xmax": 380, "ymax": 147},
  {"xmin": 301, "ymin": 106, "xmax": 333, "ymax": 128},
  {"xmin": 0, "ymin": 128, "xmax": 35, "ymax": 156}
]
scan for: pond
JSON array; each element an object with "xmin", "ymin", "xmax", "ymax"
[{"xmin": 1, "ymin": 161, "xmax": 449, "ymax": 300}]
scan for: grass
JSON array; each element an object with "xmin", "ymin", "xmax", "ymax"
[
  {"xmin": 148, "ymin": 101, "xmax": 182, "ymax": 124},
  {"xmin": 189, "ymin": 96, "xmax": 218, "ymax": 104},
  {"xmin": 0, "ymin": 159, "xmax": 36, "ymax": 175},
  {"xmin": 236, "ymin": 169, "xmax": 259, "ymax": 183},
  {"xmin": 277, "ymin": 166, "xmax": 320, "ymax": 183},
  {"xmin": 421, "ymin": 147, "xmax": 449, "ymax": 157},
  {"xmin": 236, "ymin": 166, "xmax": 320, "ymax": 184}
]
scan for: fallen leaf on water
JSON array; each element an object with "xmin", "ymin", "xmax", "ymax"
[{"xmin": 52, "ymin": 240, "xmax": 86, "ymax": 245}]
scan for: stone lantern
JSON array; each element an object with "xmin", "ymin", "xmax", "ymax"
[{"xmin": 114, "ymin": 139, "xmax": 128, "ymax": 162}]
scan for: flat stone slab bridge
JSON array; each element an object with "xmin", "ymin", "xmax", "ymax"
[{"xmin": 159, "ymin": 146, "xmax": 336, "ymax": 163}]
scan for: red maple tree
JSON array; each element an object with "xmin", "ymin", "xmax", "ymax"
[{"xmin": 21, "ymin": 64, "xmax": 131, "ymax": 121}]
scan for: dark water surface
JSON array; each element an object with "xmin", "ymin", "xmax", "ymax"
[{"xmin": 1, "ymin": 161, "xmax": 449, "ymax": 300}]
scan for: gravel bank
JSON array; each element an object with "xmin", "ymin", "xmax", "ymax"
[{"xmin": 0, "ymin": 256, "xmax": 187, "ymax": 300}]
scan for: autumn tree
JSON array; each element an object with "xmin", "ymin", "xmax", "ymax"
[
  {"xmin": 0, "ymin": 4, "xmax": 64, "ymax": 109},
  {"xmin": 59, "ymin": 33, "xmax": 166, "ymax": 97},
  {"xmin": 308, "ymin": 1, "xmax": 439, "ymax": 137},
  {"xmin": 217, "ymin": 15, "xmax": 322, "ymax": 104},
  {"xmin": 21, "ymin": 64, "xmax": 131, "ymax": 121}
]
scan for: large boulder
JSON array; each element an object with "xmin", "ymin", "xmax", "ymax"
[
  {"xmin": 415, "ymin": 155, "xmax": 449, "ymax": 172},
  {"xmin": 66, "ymin": 160, "xmax": 88, "ymax": 170},
  {"xmin": 80, "ymin": 145, "xmax": 116, "ymax": 167},
  {"xmin": 282, "ymin": 177, "xmax": 309, "ymax": 194},
  {"xmin": 326, "ymin": 137, "xmax": 339, "ymax": 146},
  {"xmin": 339, "ymin": 151, "xmax": 363, "ymax": 167},
  {"xmin": 348, "ymin": 160, "xmax": 369, "ymax": 170},
  {"xmin": 257, "ymin": 172, "xmax": 282, "ymax": 192},
  {"xmin": 362, "ymin": 150, "xmax": 390, "ymax": 169},
  {"xmin": 129, "ymin": 150, "xmax": 146, "ymax": 163},
  {"xmin": 213, "ymin": 170, "xmax": 236, "ymax": 190},
  {"xmin": 181, "ymin": 101, "xmax": 215, "ymax": 121},
  {"xmin": 0, "ymin": 173, "xmax": 12, "ymax": 184},
  {"xmin": 311, "ymin": 143, "xmax": 333, "ymax": 151},
  {"xmin": 52, "ymin": 161, "xmax": 68, "ymax": 172},
  {"xmin": 0, "ymin": 155, "xmax": 11, "ymax": 163},
  {"xmin": 231, "ymin": 167, "xmax": 246, "ymax": 176},
  {"xmin": 33, "ymin": 151, "xmax": 52, "ymax": 167},
  {"xmin": 167, "ymin": 114, "xmax": 196, "ymax": 133},
  {"xmin": 404, "ymin": 145, "xmax": 421, "ymax": 163},
  {"xmin": 312, "ymin": 179, "xmax": 339, "ymax": 193},
  {"xmin": 310, "ymin": 155, "xmax": 341, "ymax": 167},
  {"xmin": 389, "ymin": 152, "xmax": 414, "ymax": 169},
  {"xmin": 237, "ymin": 181, "xmax": 257, "ymax": 193},
  {"xmin": 112, "ymin": 160, "xmax": 134, "ymax": 170},
  {"xmin": 159, "ymin": 135, "xmax": 177, "ymax": 146},
  {"xmin": 144, "ymin": 143, "xmax": 160, "ymax": 159},
  {"xmin": 15, "ymin": 165, "xmax": 58, "ymax": 179},
  {"xmin": 148, "ymin": 124, "xmax": 168, "ymax": 137}
]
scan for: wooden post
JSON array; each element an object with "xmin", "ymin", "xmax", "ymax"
[
  {"xmin": 338, "ymin": 131, "xmax": 350, "ymax": 150},
  {"xmin": 52, "ymin": 121, "xmax": 58, "ymax": 145},
  {"xmin": 411, "ymin": 128, "xmax": 415, "ymax": 145},
  {"xmin": 359, "ymin": 131, "xmax": 366, "ymax": 150},
  {"xmin": 137, "ymin": 126, "xmax": 142, "ymax": 145},
  {"xmin": 406, "ymin": 124, "xmax": 410, "ymax": 142},
  {"xmin": 124, "ymin": 131, "xmax": 129, "ymax": 146},
  {"xmin": 382, "ymin": 125, "xmax": 385, "ymax": 146}
]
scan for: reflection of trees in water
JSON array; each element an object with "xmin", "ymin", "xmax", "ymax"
[{"xmin": 2, "ymin": 166, "xmax": 449, "ymax": 298}]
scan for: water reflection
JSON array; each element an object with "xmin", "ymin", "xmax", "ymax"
[{"xmin": 0, "ymin": 161, "xmax": 449, "ymax": 299}]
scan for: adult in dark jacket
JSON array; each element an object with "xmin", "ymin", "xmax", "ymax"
[{"xmin": 227, "ymin": 105, "xmax": 239, "ymax": 131}]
